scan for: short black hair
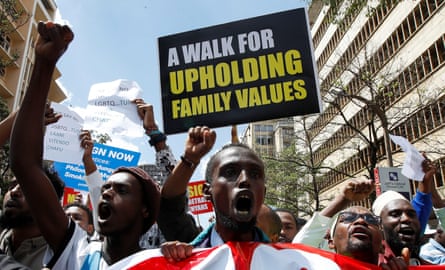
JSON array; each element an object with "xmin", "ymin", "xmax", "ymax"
[
  {"xmin": 43, "ymin": 163, "xmax": 65, "ymax": 200},
  {"xmin": 275, "ymin": 208, "xmax": 306, "ymax": 229},
  {"xmin": 204, "ymin": 143, "xmax": 259, "ymax": 183},
  {"xmin": 63, "ymin": 202, "xmax": 93, "ymax": 225}
]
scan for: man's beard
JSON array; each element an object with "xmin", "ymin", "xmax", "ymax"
[
  {"xmin": 0, "ymin": 212, "xmax": 34, "ymax": 229},
  {"xmin": 384, "ymin": 228, "xmax": 419, "ymax": 257},
  {"xmin": 347, "ymin": 238, "xmax": 373, "ymax": 253},
  {"xmin": 217, "ymin": 212, "xmax": 256, "ymax": 233}
]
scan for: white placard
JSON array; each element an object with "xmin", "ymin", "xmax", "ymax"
[
  {"xmin": 389, "ymin": 134, "xmax": 425, "ymax": 181},
  {"xmin": 43, "ymin": 102, "xmax": 84, "ymax": 164},
  {"xmin": 83, "ymin": 79, "xmax": 144, "ymax": 138}
]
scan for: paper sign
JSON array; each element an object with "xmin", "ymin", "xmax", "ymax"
[
  {"xmin": 43, "ymin": 102, "xmax": 84, "ymax": 164},
  {"xmin": 84, "ymin": 79, "xmax": 144, "ymax": 138},
  {"xmin": 389, "ymin": 134, "xmax": 425, "ymax": 181}
]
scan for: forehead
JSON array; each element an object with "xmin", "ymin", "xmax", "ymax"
[
  {"xmin": 65, "ymin": 206, "xmax": 86, "ymax": 215},
  {"xmin": 345, "ymin": 206, "xmax": 371, "ymax": 214},
  {"xmin": 105, "ymin": 172, "xmax": 139, "ymax": 186},
  {"xmin": 276, "ymin": 211, "xmax": 295, "ymax": 223},
  {"xmin": 382, "ymin": 199, "xmax": 413, "ymax": 213},
  {"xmin": 214, "ymin": 147, "xmax": 264, "ymax": 168}
]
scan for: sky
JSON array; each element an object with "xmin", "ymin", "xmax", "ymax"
[
  {"xmin": 53, "ymin": 0, "xmax": 309, "ymax": 177},
  {"xmin": 54, "ymin": 0, "xmax": 308, "ymax": 225}
]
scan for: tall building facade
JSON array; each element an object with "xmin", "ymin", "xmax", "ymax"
[
  {"xmin": 241, "ymin": 117, "xmax": 295, "ymax": 157},
  {"xmin": 302, "ymin": 0, "xmax": 445, "ymax": 207},
  {"xmin": 0, "ymin": 0, "xmax": 65, "ymax": 111}
]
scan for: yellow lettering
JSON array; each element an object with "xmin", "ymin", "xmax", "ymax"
[
  {"xmin": 260, "ymin": 85, "xmax": 271, "ymax": 105},
  {"xmin": 267, "ymin": 52, "xmax": 285, "ymax": 78},
  {"xmin": 230, "ymin": 61, "xmax": 244, "ymax": 84},
  {"xmin": 190, "ymin": 95, "xmax": 209, "ymax": 115},
  {"xmin": 270, "ymin": 83, "xmax": 283, "ymax": 103},
  {"xmin": 242, "ymin": 58, "xmax": 259, "ymax": 82},
  {"xmin": 293, "ymin": 80, "xmax": 307, "ymax": 99},
  {"xmin": 215, "ymin": 62, "xmax": 231, "ymax": 87},
  {"xmin": 283, "ymin": 81, "xmax": 294, "ymax": 101},
  {"xmin": 185, "ymin": 68, "xmax": 199, "ymax": 92},
  {"xmin": 172, "ymin": 100, "xmax": 181, "ymax": 119},
  {"xmin": 285, "ymin": 50, "xmax": 303, "ymax": 75},
  {"xmin": 249, "ymin": 87, "xmax": 262, "ymax": 106},
  {"xmin": 235, "ymin": 89, "xmax": 249, "ymax": 108},
  {"xmin": 199, "ymin": 65, "xmax": 215, "ymax": 90},
  {"xmin": 169, "ymin": 70, "xmax": 184, "ymax": 94}
]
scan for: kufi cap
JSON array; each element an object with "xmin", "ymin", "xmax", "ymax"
[{"xmin": 372, "ymin": 190, "xmax": 408, "ymax": 216}]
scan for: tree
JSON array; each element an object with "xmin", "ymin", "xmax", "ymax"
[
  {"xmin": 262, "ymin": 116, "xmax": 356, "ymax": 217},
  {"xmin": 0, "ymin": 0, "xmax": 29, "ymax": 69},
  {"xmin": 0, "ymin": 97, "xmax": 11, "ymax": 198}
]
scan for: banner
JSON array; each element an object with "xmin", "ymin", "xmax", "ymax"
[
  {"xmin": 188, "ymin": 180, "xmax": 213, "ymax": 215},
  {"xmin": 54, "ymin": 143, "xmax": 140, "ymax": 191},
  {"xmin": 110, "ymin": 242, "xmax": 441, "ymax": 270},
  {"xmin": 158, "ymin": 8, "xmax": 321, "ymax": 134}
]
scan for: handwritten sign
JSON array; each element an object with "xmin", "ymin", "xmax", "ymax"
[
  {"xmin": 44, "ymin": 102, "xmax": 84, "ymax": 164},
  {"xmin": 158, "ymin": 8, "xmax": 321, "ymax": 134},
  {"xmin": 84, "ymin": 79, "xmax": 144, "ymax": 138}
]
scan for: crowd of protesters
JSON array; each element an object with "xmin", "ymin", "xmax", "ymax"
[{"xmin": 0, "ymin": 21, "xmax": 445, "ymax": 269}]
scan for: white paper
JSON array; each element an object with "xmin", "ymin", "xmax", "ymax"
[
  {"xmin": 389, "ymin": 134, "xmax": 425, "ymax": 181},
  {"xmin": 84, "ymin": 79, "xmax": 144, "ymax": 138},
  {"xmin": 43, "ymin": 102, "xmax": 84, "ymax": 164}
]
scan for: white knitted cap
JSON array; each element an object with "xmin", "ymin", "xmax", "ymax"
[{"xmin": 372, "ymin": 190, "xmax": 408, "ymax": 216}]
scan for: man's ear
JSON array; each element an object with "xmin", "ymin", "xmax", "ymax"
[
  {"xmin": 203, "ymin": 182, "xmax": 212, "ymax": 201},
  {"xmin": 141, "ymin": 206, "xmax": 149, "ymax": 219}
]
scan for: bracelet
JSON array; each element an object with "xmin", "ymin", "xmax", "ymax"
[{"xmin": 180, "ymin": 155, "xmax": 199, "ymax": 170}]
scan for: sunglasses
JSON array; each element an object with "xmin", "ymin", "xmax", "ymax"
[{"xmin": 338, "ymin": 211, "xmax": 381, "ymax": 226}]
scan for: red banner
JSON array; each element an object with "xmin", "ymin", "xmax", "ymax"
[
  {"xmin": 188, "ymin": 180, "xmax": 213, "ymax": 215},
  {"xmin": 62, "ymin": 187, "xmax": 80, "ymax": 206},
  {"xmin": 128, "ymin": 242, "xmax": 442, "ymax": 269}
]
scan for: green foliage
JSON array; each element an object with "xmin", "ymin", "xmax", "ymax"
[
  {"xmin": 0, "ymin": 0, "xmax": 29, "ymax": 69},
  {"xmin": 0, "ymin": 97, "xmax": 11, "ymax": 197},
  {"xmin": 262, "ymin": 144, "xmax": 317, "ymax": 217}
]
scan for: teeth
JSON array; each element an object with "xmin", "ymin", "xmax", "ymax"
[{"xmin": 238, "ymin": 210, "xmax": 248, "ymax": 215}]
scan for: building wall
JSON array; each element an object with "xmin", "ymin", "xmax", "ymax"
[
  {"xmin": 241, "ymin": 118, "xmax": 295, "ymax": 157},
  {"xmin": 303, "ymin": 0, "xmax": 445, "ymax": 208},
  {"xmin": 0, "ymin": 0, "xmax": 65, "ymax": 111}
]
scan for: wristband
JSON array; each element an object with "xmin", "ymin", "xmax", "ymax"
[{"xmin": 180, "ymin": 155, "xmax": 199, "ymax": 169}]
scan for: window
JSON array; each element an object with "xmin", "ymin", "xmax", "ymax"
[
  {"xmin": 0, "ymin": 35, "xmax": 11, "ymax": 53},
  {"xmin": 256, "ymin": 136, "xmax": 272, "ymax": 145}
]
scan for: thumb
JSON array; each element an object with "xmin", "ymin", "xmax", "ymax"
[{"xmin": 401, "ymin": 247, "xmax": 410, "ymax": 265}]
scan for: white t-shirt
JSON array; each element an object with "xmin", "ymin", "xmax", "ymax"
[{"xmin": 43, "ymin": 223, "xmax": 163, "ymax": 270}]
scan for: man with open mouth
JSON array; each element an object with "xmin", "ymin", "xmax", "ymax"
[{"xmin": 159, "ymin": 129, "xmax": 270, "ymax": 261}]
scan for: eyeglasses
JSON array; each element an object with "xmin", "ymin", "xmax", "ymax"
[{"xmin": 338, "ymin": 211, "xmax": 381, "ymax": 226}]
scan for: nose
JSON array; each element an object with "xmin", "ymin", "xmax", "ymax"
[
  {"xmin": 237, "ymin": 169, "xmax": 251, "ymax": 188},
  {"xmin": 101, "ymin": 186, "xmax": 114, "ymax": 200},
  {"xmin": 9, "ymin": 185, "xmax": 22, "ymax": 198},
  {"xmin": 400, "ymin": 212, "xmax": 412, "ymax": 223},
  {"xmin": 352, "ymin": 215, "xmax": 367, "ymax": 225}
]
